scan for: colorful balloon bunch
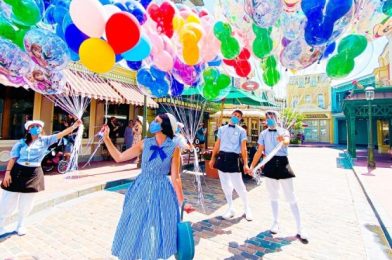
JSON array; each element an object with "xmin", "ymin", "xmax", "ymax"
[
  {"xmin": 326, "ymin": 34, "xmax": 367, "ymax": 78},
  {"xmin": 245, "ymin": 0, "xmax": 282, "ymax": 28}
]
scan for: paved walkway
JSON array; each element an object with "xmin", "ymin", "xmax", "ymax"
[{"xmin": 0, "ymin": 147, "xmax": 391, "ymax": 259}]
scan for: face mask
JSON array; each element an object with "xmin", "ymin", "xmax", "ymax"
[
  {"xmin": 267, "ymin": 118, "xmax": 276, "ymax": 127},
  {"xmin": 149, "ymin": 121, "xmax": 162, "ymax": 134},
  {"xmin": 231, "ymin": 116, "xmax": 240, "ymax": 125},
  {"xmin": 29, "ymin": 126, "xmax": 41, "ymax": 136}
]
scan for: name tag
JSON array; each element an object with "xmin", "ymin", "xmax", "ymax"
[{"xmin": 24, "ymin": 162, "xmax": 30, "ymax": 166}]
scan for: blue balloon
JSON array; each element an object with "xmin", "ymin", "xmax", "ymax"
[
  {"xmin": 127, "ymin": 60, "xmax": 142, "ymax": 70},
  {"xmin": 322, "ymin": 42, "xmax": 336, "ymax": 59},
  {"xmin": 99, "ymin": 0, "xmax": 112, "ymax": 4},
  {"xmin": 170, "ymin": 77, "xmax": 184, "ymax": 97},
  {"xmin": 64, "ymin": 24, "xmax": 89, "ymax": 53},
  {"xmin": 124, "ymin": 0, "xmax": 147, "ymax": 25},
  {"xmin": 137, "ymin": 66, "xmax": 169, "ymax": 98},
  {"xmin": 140, "ymin": 0, "xmax": 152, "ymax": 9},
  {"xmin": 43, "ymin": 5, "xmax": 57, "ymax": 24},
  {"xmin": 54, "ymin": 6, "xmax": 68, "ymax": 24},
  {"xmin": 62, "ymin": 13, "xmax": 73, "ymax": 34},
  {"xmin": 208, "ymin": 56, "xmax": 222, "ymax": 67},
  {"xmin": 114, "ymin": 3, "xmax": 127, "ymax": 11},
  {"xmin": 122, "ymin": 35, "xmax": 151, "ymax": 61},
  {"xmin": 70, "ymin": 49, "xmax": 80, "ymax": 61},
  {"xmin": 115, "ymin": 54, "xmax": 123, "ymax": 62},
  {"xmin": 52, "ymin": 0, "xmax": 71, "ymax": 9},
  {"xmin": 55, "ymin": 24, "xmax": 65, "ymax": 39}
]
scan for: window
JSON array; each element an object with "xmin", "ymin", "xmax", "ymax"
[
  {"xmin": 305, "ymin": 76, "xmax": 310, "ymax": 84},
  {"xmin": 0, "ymin": 87, "xmax": 34, "ymax": 140},
  {"xmin": 310, "ymin": 77, "xmax": 317, "ymax": 87},
  {"xmin": 298, "ymin": 78, "xmax": 305, "ymax": 88},
  {"xmin": 52, "ymin": 105, "xmax": 91, "ymax": 138},
  {"xmin": 305, "ymin": 95, "xmax": 311, "ymax": 104},
  {"xmin": 317, "ymin": 94, "xmax": 325, "ymax": 108},
  {"xmin": 292, "ymin": 96, "xmax": 299, "ymax": 108},
  {"xmin": 107, "ymin": 104, "xmax": 130, "ymax": 138}
]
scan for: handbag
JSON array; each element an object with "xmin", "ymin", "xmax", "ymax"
[{"xmin": 176, "ymin": 202, "xmax": 195, "ymax": 260}]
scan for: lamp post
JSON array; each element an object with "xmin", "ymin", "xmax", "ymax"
[{"xmin": 365, "ymin": 86, "xmax": 376, "ymax": 169}]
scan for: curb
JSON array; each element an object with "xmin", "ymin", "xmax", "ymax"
[
  {"xmin": 5, "ymin": 176, "xmax": 137, "ymax": 226},
  {"xmin": 346, "ymin": 152, "xmax": 392, "ymax": 249}
]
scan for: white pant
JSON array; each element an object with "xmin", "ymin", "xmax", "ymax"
[
  {"xmin": 265, "ymin": 177, "xmax": 297, "ymax": 204},
  {"xmin": 218, "ymin": 171, "xmax": 249, "ymax": 210},
  {"xmin": 0, "ymin": 190, "xmax": 35, "ymax": 229}
]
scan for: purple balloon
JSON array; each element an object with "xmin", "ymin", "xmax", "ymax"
[
  {"xmin": 127, "ymin": 60, "xmax": 142, "ymax": 70},
  {"xmin": 282, "ymin": 37, "xmax": 291, "ymax": 47},
  {"xmin": 172, "ymin": 58, "xmax": 199, "ymax": 86},
  {"xmin": 65, "ymin": 24, "xmax": 89, "ymax": 53}
]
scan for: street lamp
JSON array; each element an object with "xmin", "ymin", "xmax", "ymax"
[{"xmin": 365, "ymin": 86, "xmax": 376, "ymax": 169}]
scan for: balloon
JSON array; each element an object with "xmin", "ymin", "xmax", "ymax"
[
  {"xmin": 103, "ymin": 4, "xmax": 122, "ymax": 20},
  {"xmin": 199, "ymin": 68, "xmax": 231, "ymax": 101},
  {"xmin": 302, "ymin": 0, "xmax": 353, "ymax": 46},
  {"xmin": 280, "ymin": 39, "xmax": 323, "ymax": 70},
  {"xmin": 121, "ymin": 34, "xmax": 151, "ymax": 61},
  {"xmin": 69, "ymin": 0, "xmax": 107, "ymax": 38},
  {"xmin": 0, "ymin": 14, "xmax": 17, "ymax": 42},
  {"xmin": 26, "ymin": 67, "xmax": 66, "ymax": 95},
  {"xmin": 140, "ymin": 0, "xmax": 152, "ymax": 9},
  {"xmin": 43, "ymin": 5, "xmax": 58, "ymax": 24},
  {"xmin": 0, "ymin": 38, "xmax": 33, "ymax": 79},
  {"xmin": 146, "ymin": 30, "xmax": 174, "ymax": 72},
  {"xmin": 283, "ymin": 0, "xmax": 301, "ymax": 12},
  {"xmin": 245, "ymin": 0, "xmax": 282, "ymax": 28},
  {"xmin": 147, "ymin": 1, "xmax": 176, "ymax": 38},
  {"xmin": 12, "ymin": 28, "xmax": 28, "ymax": 50},
  {"xmin": 69, "ymin": 49, "xmax": 80, "ymax": 61},
  {"xmin": 136, "ymin": 66, "xmax": 169, "ymax": 98},
  {"xmin": 79, "ymin": 38, "xmax": 115, "ymax": 73},
  {"xmin": 241, "ymin": 80, "xmax": 260, "ymax": 91},
  {"xmin": 126, "ymin": 60, "xmax": 142, "ymax": 70},
  {"xmin": 223, "ymin": 48, "xmax": 252, "ymax": 78},
  {"xmin": 5, "ymin": 0, "xmax": 42, "ymax": 27},
  {"xmin": 281, "ymin": 10, "xmax": 306, "ymax": 41},
  {"xmin": 261, "ymin": 55, "xmax": 280, "ymax": 87},
  {"xmin": 169, "ymin": 76, "xmax": 184, "ymax": 97},
  {"xmin": 106, "ymin": 12, "xmax": 141, "ymax": 54},
  {"xmin": 24, "ymin": 28, "xmax": 70, "ymax": 71},
  {"xmin": 207, "ymin": 56, "xmax": 222, "ymax": 67},
  {"xmin": 383, "ymin": 0, "xmax": 392, "ymax": 16},
  {"xmin": 213, "ymin": 21, "xmax": 240, "ymax": 59},
  {"xmin": 322, "ymin": 42, "xmax": 336, "ymax": 59},
  {"xmin": 124, "ymin": 0, "xmax": 147, "ymax": 25},
  {"xmin": 64, "ymin": 24, "xmax": 89, "ymax": 53},
  {"xmin": 200, "ymin": 15, "xmax": 220, "ymax": 62},
  {"xmin": 179, "ymin": 23, "xmax": 203, "ymax": 65},
  {"xmin": 172, "ymin": 58, "xmax": 200, "ymax": 85},
  {"xmin": 252, "ymin": 24, "xmax": 273, "ymax": 59},
  {"xmin": 326, "ymin": 34, "xmax": 367, "ymax": 78}
]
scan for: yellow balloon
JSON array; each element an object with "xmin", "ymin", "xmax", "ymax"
[
  {"xmin": 79, "ymin": 38, "xmax": 115, "ymax": 74},
  {"xmin": 180, "ymin": 23, "xmax": 203, "ymax": 42},
  {"xmin": 186, "ymin": 14, "xmax": 200, "ymax": 24},
  {"xmin": 173, "ymin": 15, "xmax": 185, "ymax": 32},
  {"xmin": 183, "ymin": 45, "xmax": 199, "ymax": 66}
]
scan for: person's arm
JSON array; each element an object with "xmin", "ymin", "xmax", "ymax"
[
  {"xmin": 56, "ymin": 120, "xmax": 82, "ymax": 139},
  {"xmin": 249, "ymin": 144, "xmax": 265, "ymax": 171},
  {"xmin": 2, "ymin": 158, "xmax": 17, "ymax": 187},
  {"xmin": 170, "ymin": 147, "xmax": 184, "ymax": 204},
  {"xmin": 209, "ymin": 139, "xmax": 220, "ymax": 169},
  {"xmin": 241, "ymin": 140, "xmax": 249, "ymax": 173},
  {"xmin": 102, "ymin": 125, "xmax": 143, "ymax": 162},
  {"xmin": 277, "ymin": 130, "xmax": 290, "ymax": 146}
]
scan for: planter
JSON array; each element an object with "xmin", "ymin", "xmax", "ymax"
[{"xmin": 204, "ymin": 160, "xmax": 219, "ymax": 179}]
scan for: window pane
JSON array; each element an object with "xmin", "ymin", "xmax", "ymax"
[
  {"xmin": 318, "ymin": 94, "xmax": 325, "ymax": 108},
  {"xmin": 305, "ymin": 95, "xmax": 311, "ymax": 103},
  {"xmin": 0, "ymin": 87, "xmax": 34, "ymax": 140}
]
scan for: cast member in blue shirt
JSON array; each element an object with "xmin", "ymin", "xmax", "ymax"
[
  {"xmin": 248, "ymin": 110, "xmax": 308, "ymax": 241},
  {"xmin": 209, "ymin": 110, "xmax": 253, "ymax": 221},
  {"xmin": 0, "ymin": 119, "xmax": 82, "ymax": 237}
]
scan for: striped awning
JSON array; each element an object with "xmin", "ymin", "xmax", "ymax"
[
  {"xmin": 108, "ymin": 80, "xmax": 158, "ymax": 108},
  {"xmin": 63, "ymin": 69, "xmax": 123, "ymax": 103},
  {"xmin": 0, "ymin": 75, "xmax": 29, "ymax": 89}
]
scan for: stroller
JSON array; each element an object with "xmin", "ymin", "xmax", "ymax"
[{"xmin": 41, "ymin": 135, "xmax": 69, "ymax": 174}]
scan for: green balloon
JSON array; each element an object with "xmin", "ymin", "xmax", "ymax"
[
  {"xmin": 263, "ymin": 68, "xmax": 280, "ymax": 87},
  {"xmin": 252, "ymin": 24, "xmax": 273, "ymax": 59},
  {"xmin": 203, "ymin": 68, "xmax": 219, "ymax": 82},
  {"xmin": 261, "ymin": 55, "xmax": 277, "ymax": 70},
  {"xmin": 383, "ymin": 0, "xmax": 392, "ymax": 16},
  {"xmin": 11, "ymin": 0, "xmax": 41, "ymax": 27},
  {"xmin": 326, "ymin": 54, "xmax": 355, "ymax": 78},
  {"xmin": 13, "ymin": 28, "xmax": 28, "ymax": 50},
  {"xmin": 216, "ymin": 74, "xmax": 231, "ymax": 90},
  {"xmin": 0, "ymin": 15, "xmax": 16, "ymax": 42},
  {"xmin": 338, "ymin": 34, "xmax": 367, "ymax": 58},
  {"xmin": 213, "ymin": 21, "xmax": 232, "ymax": 39},
  {"xmin": 213, "ymin": 21, "xmax": 240, "ymax": 59}
]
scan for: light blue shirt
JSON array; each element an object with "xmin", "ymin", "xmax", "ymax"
[
  {"xmin": 10, "ymin": 135, "xmax": 58, "ymax": 166},
  {"xmin": 258, "ymin": 127, "xmax": 290, "ymax": 156},
  {"xmin": 217, "ymin": 124, "xmax": 247, "ymax": 154}
]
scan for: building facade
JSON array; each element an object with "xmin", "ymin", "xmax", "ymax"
[{"xmin": 287, "ymin": 73, "xmax": 333, "ymax": 143}]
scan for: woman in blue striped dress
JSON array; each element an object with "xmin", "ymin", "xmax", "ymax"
[{"xmin": 102, "ymin": 113, "xmax": 184, "ymax": 260}]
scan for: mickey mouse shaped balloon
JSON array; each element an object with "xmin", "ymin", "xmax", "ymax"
[
  {"xmin": 200, "ymin": 68, "xmax": 231, "ymax": 101},
  {"xmin": 136, "ymin": 66, "xmax": 170, "ymax": 98}
]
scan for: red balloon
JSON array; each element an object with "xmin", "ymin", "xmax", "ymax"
[
  {"xmin": 223, "ymin": 48, "xmax": 252, "ymax": 78},
  {"xmin": 147, "ymin": 1, "xmax": 176, "ymax": 38},
  {"xmin": 106, "ymin": 12, "xmax": 141, "ymax": 54}
]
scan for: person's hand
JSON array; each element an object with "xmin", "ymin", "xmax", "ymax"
[
  {"xmin": 184, "ymin": 203, "xmax": 196, "ymax": 214},
  {"xmin": 102, "ymin": 125, "xmax": 110, "ymax": 140},
  {"xmin": 72, "ymin": 119, "xmax": 82, "ymax": 129},
  {"xmin": 2, "ymin": 172, "xmax": 11, "ymax": 188},
  {"xmin": 246, "ymin": 166, "xmax": 254, "ymax": 176},
  {"xmin": 243, "ymin": 165, "xmax": 251, "ymax": 175},
  {"xmin": 277, "ymin": 135, "xmax": 284, "ymax": 142},
  {"xmin": 209, "ymin": 159, "xmax": 215, "ymax": 169}
]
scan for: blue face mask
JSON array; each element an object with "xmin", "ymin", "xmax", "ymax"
[
  {"xmin": 231, "ymin": 116, "xmax": 240, "ymax": 125},
  {"xmin": 149, "ymin": 121, "xmax": 162, "ymax": 134},
  {"xmin": 267, "ymin": 118, "xmax": 276, "ymax": 127},
  {"xmin": 29, "ymin": 126, "xmax": 41, "ymax": 136}
]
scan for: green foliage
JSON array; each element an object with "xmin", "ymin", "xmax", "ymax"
[{"xmin": 281, "ymin": 107, "xmax": 304, "ymax": 130}]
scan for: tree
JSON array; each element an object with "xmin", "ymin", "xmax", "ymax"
[{"xmin": 281, "ymin": 107, "xmax": 305, "ymax": 130}]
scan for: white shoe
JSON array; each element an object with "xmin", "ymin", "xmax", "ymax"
[
  {"xmin": 270, "ymin": 222, "xmax": 279, "ymax": 234},
  {"xmin": 244, "ymin": 208, "xmax": 253, "ymax": 221},
  {"xmin": 16, "ymin": 226, "xmax": 27, "ymax": 236},
  {"xmin": 221, "ymin": 209, "xmax": 235, "ymax": 220}
]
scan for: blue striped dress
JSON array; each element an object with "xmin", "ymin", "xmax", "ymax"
[{"xmin": 112, "ymin": 137, "xmax": 180, "ymax": 260}]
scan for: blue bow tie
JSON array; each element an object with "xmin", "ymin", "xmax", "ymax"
[{"xmin": 149, "ymin": 145, "xmax": 167, "ymax": 162}]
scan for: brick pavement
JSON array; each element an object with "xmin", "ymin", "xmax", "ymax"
[{"xmin": 0, "ymin": 147, "xmax": 391, "ymax": 259}]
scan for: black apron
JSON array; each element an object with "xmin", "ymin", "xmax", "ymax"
[
  {"xmin": 214, "ymin": 151, "xmax": 241, "ymax": 173},
  {"xmin": 1, "ymin": 163, "xmax": 45, "ymax": 193},
  {"xmin": 263, "ymin": 156, "xmax": 295, "ymax": 180}
]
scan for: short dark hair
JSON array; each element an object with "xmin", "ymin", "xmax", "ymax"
[
  {"xmin": 233, "ymin": 109, "xmax": 243, "ymax": 117},
  {"xmin": 158, "ymin": 113, "xmax": 174, "ymax": 139}
]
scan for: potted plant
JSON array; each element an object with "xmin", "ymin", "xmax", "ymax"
[{"xmin": 201, "ymin": 150, "xmax": 219, "ymax": 179}]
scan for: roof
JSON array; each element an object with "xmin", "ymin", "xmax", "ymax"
[{"xmin": 108, "ymin": 80, "xmax": 158, "ymax": 108}]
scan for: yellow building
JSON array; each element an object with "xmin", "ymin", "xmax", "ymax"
[{"xmin": 287, "ymin": 73, "xmax": 333, "ymax": 143}]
